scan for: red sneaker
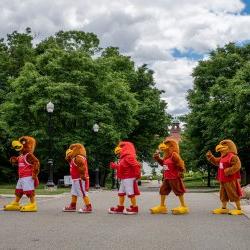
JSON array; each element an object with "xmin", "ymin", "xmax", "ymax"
[
  {"xmin": 123, "ymin": 205, "xmax": 138, "ymax": 215},
  {"xmin": 63, "ymin": 204, "xmax": 76, "ymax": 212},
  {"xmin": 79, "ymin": 204, "xmax": 92, "ymax": 213},
  {"xmin": 108, "ymin": 205, "xmax": 124, "ymax": 214}
]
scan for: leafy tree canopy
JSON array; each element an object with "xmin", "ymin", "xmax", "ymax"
[
  {"xmin": 182, "ymin": 42, "xmax": 250, "ymax": 183},
  {"xmin": 0, "ymin": 29, "xmax": 170, "ymax": 184}
]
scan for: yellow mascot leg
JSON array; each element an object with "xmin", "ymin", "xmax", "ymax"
[
  {"xmin": 213, "ymin": 201, "xmax": 229, "ymax": 214},
  {"xmin": 119, "ymin": 195, "xmax": 125, "ymax": 206},
  {"xmin": 20, "ymin": 194, "xmax": 37, "ymax": 212},
  {"xmin": 172, "ymin": 195, "xmax": 189, "ymax": 215},
  {"xmin": 4, "ymin": 195, "xmax": 22, "ymax": 211},
  {"xmin": 229, "ymin": 200, "xmax": 243, "ymax": 215},
  {"xmin": 130, "ymin": 196, "xmax": 137, "ymax": 207},
  {"xmin": 72, "ymin": 195, "xmax": 78, "ymax": 204},
  {"xmin": 83, "ymin": 196, "xmax": 90, "ymax": 205},
  {"xmin": 150, "ymin": 195, "xmax": 167, "ymax": 214}
]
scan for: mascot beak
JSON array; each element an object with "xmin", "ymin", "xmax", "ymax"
[
  {"xmin": 215, "ymin": 144, "xmax": 228, "ymax": 153},
  {"xmin": 158, "ymin": 143, "xmax": 167, "ymax": 152},
  {"xmin": 66, "ymin": 149, "xmax": 73, "ymax": 158},
  {"xmin": 12, "ymin": 140, "xmax": 23, "ymax": 151},
  {"xmin": 114, "ymin": 146, "xmax": 121, "ymax": 155}
]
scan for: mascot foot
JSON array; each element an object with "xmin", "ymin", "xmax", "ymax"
[
  {"xmin": 171, "ymin": 206, "xmax": 189, "ymax": 215},
  {"xmin": 150, "ymin": 205, "xmax": 167, "ymax": 214},
  {"xmin": 4, "ymin": 201, "xmax": 21, "ymax": 211},
  {"xmin": 212, "ymin": 208, "xmax": 229, "ymax": 214},
  {"xmin": 63, "ymin": 205, "xmax": 76, "ymax": 212},
  {"xmin": 228, "ymin": 209, "xmax": 243, "ymax": 215},
  {"xmin": 20, "ymin": 203, "xmax": 37, "ymax": 212},
  {"xmin": 123, "ymin": 206, "xmax": 138, "ymax": 215},
  {"xmin": 108, "ymin": 205, "xmax": 124, "ymax": 214},
  {"xmin": 79, "ymin": 204, "xmax": 92, "ymax": 213}
]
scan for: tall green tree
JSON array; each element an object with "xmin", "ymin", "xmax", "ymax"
[{"xmin": 182, "ymin": 43, "xmax": 250, "ymax": 184}]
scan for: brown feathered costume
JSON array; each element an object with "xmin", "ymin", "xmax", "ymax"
[
  {"xmin": 4, "ymin": 136, "xmax": 40, "ymax": 212},
  {"xmin": 150, "ymin": 138, "xmax": 189, "ymax": 215},
  {"xmin": 206, "ymin": 139, "xmax": 243, "ymax": 215},
  {"xmin": 63, "ymin": 143, "xmax": 92, "ymax": 213}
]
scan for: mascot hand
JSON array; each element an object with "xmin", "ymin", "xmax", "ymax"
[
  {"xmin": 136, "ymin": 173, "xmax": 141, "ymax": 180},
  {"xmin": 110, "ymin": 162, "xmax": 117, "ymax": 169},
  {"xmin": 224, "ymin": 168, "xmax": 230, "ymax": 176},
  {"xmin": 179, "ymin": 172, "xmax": 184, "ymax": 179},
  {"xmin": 10, "ymin": 156, "xmax": 18, "ymax": 166},
  {"xmin": 206, "ymin": 150, "xmax": 213, "ymax": 159},
  {"xmin": 32, "ymin": 170, "xmax": 39, "ymax": 180},
  {"xmin": 153, "ymin": 151, "xmax": 160, "ymax": 159},
  {"xmin": 34, "ymin": 177, "xmax": 39, "ymax": 188}
]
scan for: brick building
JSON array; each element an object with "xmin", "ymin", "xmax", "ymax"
[{"xmin": 167, "ymin": 118, "xmax": 181, "ymax": 142}]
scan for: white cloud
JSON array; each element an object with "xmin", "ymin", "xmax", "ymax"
[
  {"xmin": 0, "ymin": 0, "xmax": 249, "ymax": 115},
  {"xmin": 153, "ymin": 58, "xmax": 198, "ymax": 115}
]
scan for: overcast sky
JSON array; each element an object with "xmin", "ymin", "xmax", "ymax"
[{"xmin": 1, "ymin": 0, "xmax": 250, "ymax": 116}]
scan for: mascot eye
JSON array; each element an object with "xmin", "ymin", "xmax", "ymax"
[{"xmin": 21, "ymin": 140, "xmax": 26, "ymax": 145}]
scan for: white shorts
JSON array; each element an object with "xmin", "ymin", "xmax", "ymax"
[
  {"xmin": 71, "ymin": 179, "xmax": 87, "ymax": 197},
  {"xmin": 16, "ymin": 176, "xmax": 34, "ymax": 192},
  {"xmin": 118, "ymin": 178, "xmax": 136, "ymax": 197}
]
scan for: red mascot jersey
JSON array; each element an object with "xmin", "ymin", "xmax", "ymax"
[
  {"xmin": 217, "ymin": 152, "xmax": 241, "ymax": 183},
  {"xmin": 18, "ymin": 153, "xmax": 33, "ymax": 178},
  {"xmin": 162, "ymin": 153, "xmax": 180, "ymax": 180}
]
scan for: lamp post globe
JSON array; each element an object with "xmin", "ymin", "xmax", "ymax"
[
  {"xmin": 93, "ymin": 123, "xmax": 99, "ymax": 133},
  {"xmin": 46, "ymin": 101, "xmax": 54, "ymax": 113},
  {"xmin": 93, "ymin": 123, "xmax": 100, "ymax": 189},
  {"xmin": 46, "ymin": 101, "xmax": 55, "ymax": 188}
]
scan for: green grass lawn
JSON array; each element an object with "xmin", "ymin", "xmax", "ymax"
[
  {"xmin": 0, "ymin": 184, "xmax": 70, "ymax": 195},
  {"xmin": 184, "ymin": 177, "xmax": 219, "ymax": 189}
]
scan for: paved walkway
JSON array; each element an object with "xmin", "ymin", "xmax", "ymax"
[{"xmin": 1, "ymin": 191, "xmax": 250, "ymax": 250}]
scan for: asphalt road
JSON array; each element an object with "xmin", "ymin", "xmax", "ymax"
[{"xmin": 1, "ymin": 191, "xmax": 250, "ymax": 250}]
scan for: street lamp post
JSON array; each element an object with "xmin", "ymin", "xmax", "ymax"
[
  {"xmin": 111, "ymin": 169, "xmax": 115, "ymax": 189},
  {"xmin": 93, "ymin": 123, "xmax": 100, "ymax": 189},
  {"xmin": 46, "ymin": 101, "xmax": 55, "ymax": 187},
  {"xmin": 207, "ymin": 164, "xmax": 211, "ymax": 187}
]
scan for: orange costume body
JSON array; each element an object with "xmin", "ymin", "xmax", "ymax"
[
  {"xmin": 206, "ymin": 139, "xmax": 243, "ymax": 215},
  {"xmin": 150, "ymin": 138, "xmax": 189, "ymax": 215}
]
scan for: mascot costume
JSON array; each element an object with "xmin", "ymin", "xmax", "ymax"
[
  {"xmin": 4, "ymin": 136, "xmax": 40, "ymax": 212},
  {"xmin": 63, "ymin": 143, "xmax": 92, "ymax": 213},
  {"xmin": 109, "ymin": 141, "xmax": 141, "ymax": 215},
  {"xmin": 150, "ymin": 138, "xmax": 189, "ymax": 215},
  {"xmin": 206, "ymin": 139, "xmax": 243, "ymax": 215}
]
